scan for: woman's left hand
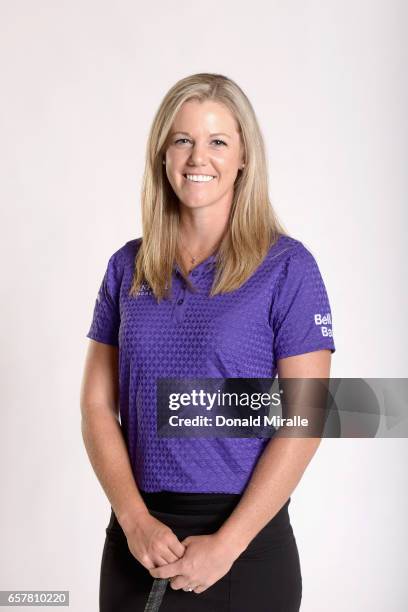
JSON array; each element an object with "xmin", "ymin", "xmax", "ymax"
[{"xmin": 148, "ymin": 533, "xmax": 244, "ymax": 593}]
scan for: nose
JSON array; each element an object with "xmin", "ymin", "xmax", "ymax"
[{"xmin": 188, "ymin": 142, "xmax": 208, "ymax": 167}]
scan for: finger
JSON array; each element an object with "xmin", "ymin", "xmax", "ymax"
[
  {"xmin": 169, "ymin": 538, "xmax": 186, "ymax": 558},
  {"xmin": 194, "ymin": 585, "xmax": 207, "ymax": 594},
  {"xmin": 153, "ymin": 548, "xmax": 180, "ymax": 566},
  {"xmin": 160, "ymin": 550, "xmax": 180, "ymax": 564},
  {"xmin": 149, "ymin": 559, "xmax": 182, "ymax": 579},
  {"xmin": 138, "ymin": 554, "xmax": 155, "ymax": 570},
  {"xmin": 169, "ymin": 576, "xmax": 189, "ymax": 591},
  {"xmin": 152, "ymin": 555, "xmax": 170, "ymax": 567}
]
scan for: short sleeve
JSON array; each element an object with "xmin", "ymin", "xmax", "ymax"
[
  {"xmin": 86, "ymin": 250, "xmax": 123, "ymax": 347},
  {"xmin": 270, "ymin": 244, "xmax": 336, "ymax": 360}
]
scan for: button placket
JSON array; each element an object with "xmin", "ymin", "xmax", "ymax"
[
  {"xmin": 172, "ymin": 274, "xmax": 188, "ymax": 322},
  {"xmin": 171, "ymin": 254, "xmax": 215, "ymax": 321}
]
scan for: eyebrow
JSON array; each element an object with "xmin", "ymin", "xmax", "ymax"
[{"xmin": 171, "ymin": 131, "xmax": 232, "ymax": 138}]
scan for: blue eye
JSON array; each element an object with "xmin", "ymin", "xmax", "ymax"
[{"xmin": 174, "ymin": 138, "xmax": 227, "ymax": 146}]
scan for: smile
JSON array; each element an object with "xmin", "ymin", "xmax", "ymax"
[{"xmin": 183, "ymin": 174, "xmax": 216, "ymax": 183}]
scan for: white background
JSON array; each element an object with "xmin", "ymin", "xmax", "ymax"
[{"xmin": 1, "ymin": 1, "xmax": 407, "ymax": 610}]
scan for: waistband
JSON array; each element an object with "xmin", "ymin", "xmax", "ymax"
[
  {"xmin": 139, "ymin": 489, "xmax": 242, "ymax": 516},
  {"xmin": 107, "ymin": 493, "xmax": 292, "ymax": 537}
]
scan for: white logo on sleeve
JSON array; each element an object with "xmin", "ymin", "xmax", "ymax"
[{"xmin": 314, "ymin": 312, "xmax": 333, "ymax": 337}]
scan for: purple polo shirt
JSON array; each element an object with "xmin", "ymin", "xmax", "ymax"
[{"xmin": 86, "ymin": 234, "xmax": 335, "ymax": 493}]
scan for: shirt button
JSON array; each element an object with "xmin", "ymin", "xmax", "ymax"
[
  {"xmin": 177, "ymin": 298, "xmax": 184, "ymax": 305},
  {"xmin": 175, "ymin": 270, "xmax": 180, "ymax": 277}
]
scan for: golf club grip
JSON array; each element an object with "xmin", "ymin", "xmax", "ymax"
[{"xmin": 143, "ymin": 578, "xmax": 169, "ymax": 612}]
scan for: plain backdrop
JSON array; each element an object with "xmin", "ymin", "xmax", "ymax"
[{"xmin": 1, "ymin": 1, "xmax": 407, "ymax": 610}]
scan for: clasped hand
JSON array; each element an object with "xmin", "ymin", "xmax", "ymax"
[
  {"xmin": 149, "ymin": 533, "xmax": 239, "ymax": 594},
  {"xmin": 125, "ymin": 512, "xmax": 243, "ymax": 594}
]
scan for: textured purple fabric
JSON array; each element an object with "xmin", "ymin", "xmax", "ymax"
[{"xmin": 86, "ymin": 234, "xmax": 335, "ymax": 493}]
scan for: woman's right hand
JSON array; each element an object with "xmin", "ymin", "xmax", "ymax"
[{"xmin": 124, "ymin": 512, "xmax": 186, "ymax": 570}]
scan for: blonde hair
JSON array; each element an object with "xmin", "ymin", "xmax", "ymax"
[{"xmin": 130, "ymin": 72, "xmax": 289, "ymax": 302}]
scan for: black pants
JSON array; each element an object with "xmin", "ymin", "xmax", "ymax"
[{"xmin": 99, "ymin": 490, "xmax": 302, "ymax": 611}]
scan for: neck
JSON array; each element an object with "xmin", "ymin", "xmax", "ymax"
[{"xmin": 177, "ymin": 200, "xmax": 231, "ymax": 254}]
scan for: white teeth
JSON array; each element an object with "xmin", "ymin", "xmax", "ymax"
[{"xmin": 185, "ymin": 174, "xmax": 215, "ymax": 182}]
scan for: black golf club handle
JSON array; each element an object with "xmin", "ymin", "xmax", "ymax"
[{"xmin": 143, "ymin": 577, "xmax": 170, "ymax": 612}]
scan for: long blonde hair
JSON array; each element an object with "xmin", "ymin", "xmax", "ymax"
[{"xmin": 130, "ymin": 73, "xmax": 288, "ymax": 302}]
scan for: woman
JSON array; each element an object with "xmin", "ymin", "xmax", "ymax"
[{"xmin": 80, "ymin": 73, "xmax": 335, "ymax": 611}]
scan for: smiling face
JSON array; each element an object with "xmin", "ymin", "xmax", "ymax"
[{"xmin": 164, "ymin": 99, "xmax": 245, "ymax": 212}]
